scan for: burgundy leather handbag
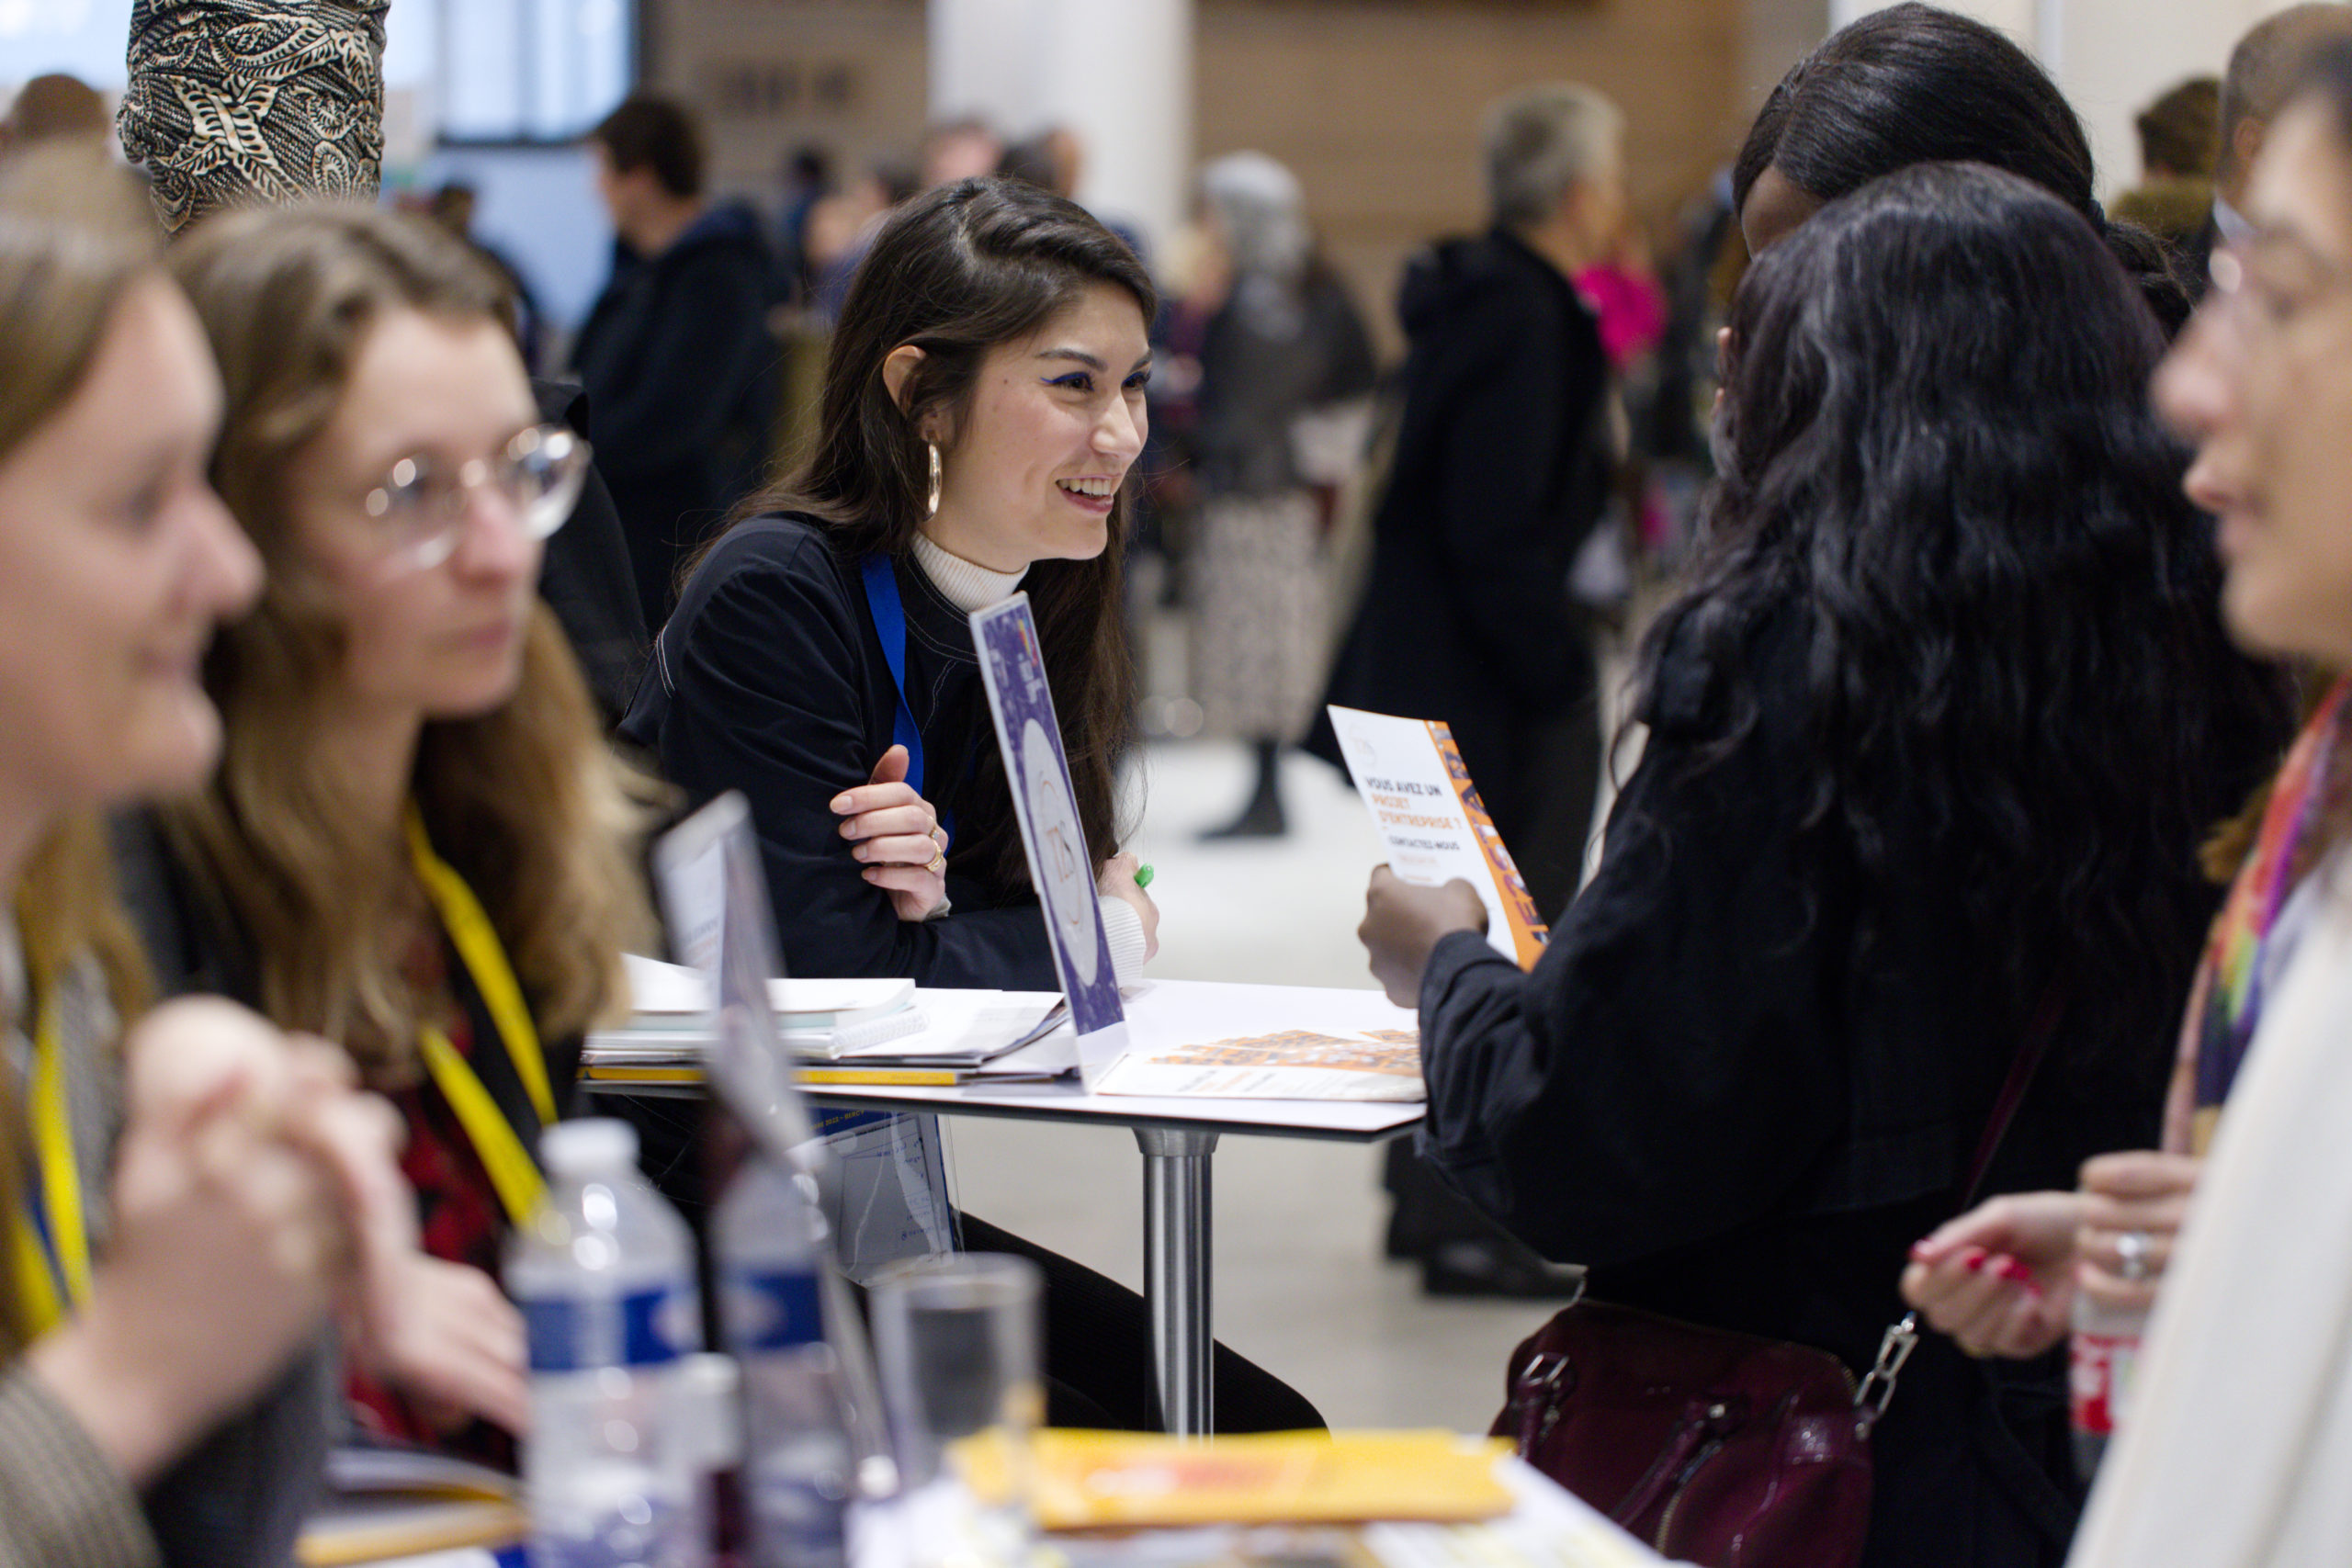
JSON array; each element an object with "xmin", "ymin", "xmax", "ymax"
[
  {"xmin": 1491, "ymin": 995, "xmax": 2062, "ymax": 1567},
  {"xmin": 1493, "ymin": 1290, "xmax": 1898, "ymax": 1568}
]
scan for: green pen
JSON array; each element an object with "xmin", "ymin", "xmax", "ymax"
[{"xmin": 1135, "ymin": 863, "xmax": 1155, "ymax": 890}]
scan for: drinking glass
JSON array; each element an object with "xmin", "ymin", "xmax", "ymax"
[{"xmin": 871, "ymin": 1253, "xmax": 1043, "ymax": 1566}]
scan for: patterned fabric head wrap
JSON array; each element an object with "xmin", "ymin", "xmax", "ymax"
[{"xmin": 118, "ymin": 0, "xmax": 389, "ymax": 234}]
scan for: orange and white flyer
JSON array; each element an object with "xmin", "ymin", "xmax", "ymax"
[{"xmin": 1326, "ymin": 705, "xmax": 1549, "ymax": 969}]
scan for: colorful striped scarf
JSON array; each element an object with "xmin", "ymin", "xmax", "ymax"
[{"xmin": 2172, "ymin": 677, "xmax": 2349, "ymax": 1154}]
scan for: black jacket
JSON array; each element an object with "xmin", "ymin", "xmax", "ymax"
[
  {"xmin": 534, "ymin": 379, "xmax": 648, "ymax": 726},
  {"xmin": 571, "ymin": 203, "xmax": 777, "ymax": 631},
  {"xmin": 1416, "ymin": 602, "xmax": 2232, "ymax": 1568},
  {"xmin": 1309, "ymin": 228, "xmax": 1611, "ymax": 823},
  {"xmin": 622, "ymin": 515, "xmax": 1056, "ymax": 989}
]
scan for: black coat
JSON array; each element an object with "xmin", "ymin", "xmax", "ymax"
[
  {"xmin": 1308, "ymin": 228, "xmax": 1611, "ymax": 850},
  {"xmin": 622, "ymin": 515, "xmax": 1056, "ymax": 989},
  {"xmin": 1416, "ymin": 602, "xmax": 2237, "ymax": 1568},
  {"xmin": 534, "ymin": 379, "xmax": 648, "ymax": 726},
  {"xmin": 571, "ymin": 203, "xmax": 777, "ymax": 632}
]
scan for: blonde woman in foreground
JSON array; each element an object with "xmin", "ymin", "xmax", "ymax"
[{"xmin": 0, "ymin": 150, "xmax": 415, "ymax": 1568}]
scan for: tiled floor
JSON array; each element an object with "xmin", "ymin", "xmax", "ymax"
[{"xmin": 944, "ymin": 737, "xmax": 1548, "ymax": 1434}]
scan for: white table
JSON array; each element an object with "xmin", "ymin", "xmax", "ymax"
[{"xmin": 586, "ymin": 979, "xmax": 1426, "ymax": 1438}]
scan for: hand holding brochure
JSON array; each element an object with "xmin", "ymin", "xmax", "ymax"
[{"xmin": 1327, "ymin": 705, "xmax": 1549, "ymax": 967}]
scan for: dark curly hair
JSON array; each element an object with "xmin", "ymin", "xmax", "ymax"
[
  {"xmin": 1643, "ymin": 162, "xmax": 2287, "ymax": 1068},
  {"xmin": 1735, "ymin": 2, "xmax": 2192, "ymax": 334}
]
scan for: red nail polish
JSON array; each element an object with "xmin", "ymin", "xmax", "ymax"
[
  {"xmin": 1996, "ymin": 1258, "xmax": 2035, "ymax": 1286},
  {"xmin": 1961, "ymin": 1248, "xmax": 1986, "ymax": 1271}
]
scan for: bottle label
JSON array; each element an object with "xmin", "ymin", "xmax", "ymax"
[
  {"xmin": 724, "ymin": 1267, "xmax": 827, "ymax": 1353},
  {"xmin": 522, "ymin": 1284, "xmax": 697, "ymax": 1373},
  {"xmin": 2070, "ymin": 1328, "xmax": 2142, "ymax": 1437}
]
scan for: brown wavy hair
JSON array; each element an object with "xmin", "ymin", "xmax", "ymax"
[
  {"xmin": 163, "ymin": 204, "xmax": 651, "ymax": 1089},
  {"xmin": 0, "ymin": 148, "xmax": 164, "ymax": 1353},
  {"xmin": 725, "ymin": 176, "xmax": 1150, "ymax": 880}
]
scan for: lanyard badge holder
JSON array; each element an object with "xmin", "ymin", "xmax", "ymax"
[
  {"xmin": 8, "ymin": 991, "xmax": 90, "ymax": 1337},
  {"xmin": 407, "ymin": 807, "xmax": 558, "ymax": 1227}
]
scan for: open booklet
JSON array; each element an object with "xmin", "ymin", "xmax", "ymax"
[{"xmin": 1086, "ymin": 980, "xmax": 1425, "ymax": 1102}]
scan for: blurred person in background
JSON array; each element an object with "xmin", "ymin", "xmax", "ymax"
[
  {"xmin": 1306, "ymin": 84, "xmax": 1620, "ymax": 1298},
  {"xmin": 921, "ymin": 118, "xmax": 1002, "ymax": 191},
  {"xmin": 803, "ymin": 158, "xmax": 918, "ymax": 328},
  {"xmin": 775, "ymin": 144, "xmax": 832, "ymax": 300},
  {"xmin": 1181, "ymin": 152, "xmax": 1375, "ymax": 840},
  {"xmin": 0, "ymin": 74, "xmax": 110, "ymax": 162},
  {"xmin": 2111, "ymin": 76, "xmax": 2222, "ymax": 250},
  {"xmin": 2180, "ymin": 2, "xmax": 2352, "ymax": 296},
  {"xmin": 1311, "ymin": 82, "xmax": 1619, "ymax": 919},
  {"xmin": 424, "ymin": 183, "xmax": 546, "ymax": 374},
  {"xmin": 575, "ymin": 95, "xmax": 778, "ymax": 633}
]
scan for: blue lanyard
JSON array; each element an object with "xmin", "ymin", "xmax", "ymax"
[{"xmin": 860, "ymin": 554, "xmax": 927, "ymax": 798}]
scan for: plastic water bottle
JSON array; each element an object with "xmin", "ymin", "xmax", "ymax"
[
  {"xmin": 716, "ymin": 1157, "xmax": 854, "ymax": 1568},
  {"xmin": 510, "ymin": 1119, "xmax": 705, "ymax": 1568},
  {"xmin": 2069, "ymin": 1292, "xmax": 2148, "ymax": 1479}
]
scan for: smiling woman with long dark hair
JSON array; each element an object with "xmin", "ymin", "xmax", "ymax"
[
  {"xmin": 627, "ymin": 175, "xmax": 1157, "ymax": 991},
  {"xmin": 623, "ymin": 175, "xmax": 1323, "ymax": 1434},
  {"xmin": 1359, "ymin": 163, "xmax": 2288, "ymax": 1566}
]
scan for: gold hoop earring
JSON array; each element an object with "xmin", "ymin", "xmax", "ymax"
[{"xmin": 925, "ymin": 443, "xmax": 943, "ymax": 518}]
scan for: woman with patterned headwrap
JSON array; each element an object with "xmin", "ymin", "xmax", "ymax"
[{"xmin": 119, "ymin": 0, "xmax": 390, "ymax": 238}]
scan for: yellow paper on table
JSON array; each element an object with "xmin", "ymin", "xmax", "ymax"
[{"xmin": 961, "ymin": 1428, "xmax": 1515, "ymax": 1531}]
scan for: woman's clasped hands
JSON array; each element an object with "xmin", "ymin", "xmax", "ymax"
[
  {"xmin": 27, "ymin": 999, "xmax": 403, "ymax": 1481},
  {"xmin": 833, "ymin": 743, "xmax": 953, "ymax": 920}
]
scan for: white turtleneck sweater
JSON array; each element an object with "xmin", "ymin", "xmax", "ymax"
[{"xmin": 910, "ymin": 530, "xmax": 1149, "ymax": 987}]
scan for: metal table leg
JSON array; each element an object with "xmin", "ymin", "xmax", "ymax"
[{"xmin": 1136, "ymin": 1126, "xmax": 1219, "ymax": 1437}]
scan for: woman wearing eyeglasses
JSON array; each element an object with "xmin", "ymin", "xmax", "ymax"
[{"xmin": 113, "ymin": 204, "xmax": 653, "ymax": 1465}]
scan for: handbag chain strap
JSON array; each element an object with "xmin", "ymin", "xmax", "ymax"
[{"xmin": 1855, "ymin": 981, "xmax": 2068, "ymax": 1419}]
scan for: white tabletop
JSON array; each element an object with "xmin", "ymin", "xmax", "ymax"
[{"xmin": 801, "ymin": 978, "xmax": 1425, "ymax": 1143}]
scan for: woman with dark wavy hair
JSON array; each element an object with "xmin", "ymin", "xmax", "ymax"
[
  {"xmin": 625, "ymin": 176, "xmax": 1323, "ymax": 1433},
  {"xmin": 1735, "ymin": 2, "xmax": 2191, "ymax": 333},
  {"xmin": 1359, "ymin": 163, "xmax": 2288, "ymax": 1565},
  {"xmin": 627, "ymin": 175, "xmax": 1158, "ymax": 990}
]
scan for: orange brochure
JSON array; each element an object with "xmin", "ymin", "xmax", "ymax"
[{"xmin": 1327, "ymin": 705, "xmax": 1550, "ymax": 968}]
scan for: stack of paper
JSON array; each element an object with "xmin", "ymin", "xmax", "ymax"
[
  {"xmin": 583, "ymin": 955, "xmax": 1069, "ymax": 1086},
  {"xmin": 297, "ymin": 1446, "xmax": 525, "ymax": 1565}
]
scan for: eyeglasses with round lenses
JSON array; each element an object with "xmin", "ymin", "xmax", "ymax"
[{"xmin": 361, "ymin": 423, "xmax": 589, "ymax": 574}]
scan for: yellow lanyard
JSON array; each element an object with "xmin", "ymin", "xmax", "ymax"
[
  {"xmin": 8, "ymin": 988, "xmax": 89, "ymax": 1338},
  {"xmin": 405, "ymin": 807, "xmax": 554, "ymax": 1226}
]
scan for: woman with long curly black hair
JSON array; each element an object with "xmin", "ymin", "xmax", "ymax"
[{"xmin": 1359, "ymin": 164, "xmax": 2290, "ymax": 1567}]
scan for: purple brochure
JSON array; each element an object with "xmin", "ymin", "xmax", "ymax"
[{"xmin": 967, "ymin": 594, "xmax": 1127, "ymax": 1082}]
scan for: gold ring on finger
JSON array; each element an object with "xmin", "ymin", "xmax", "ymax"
[{"xmin": 927, "ymin": 850, "xmax": 947, "ymax": 876}]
